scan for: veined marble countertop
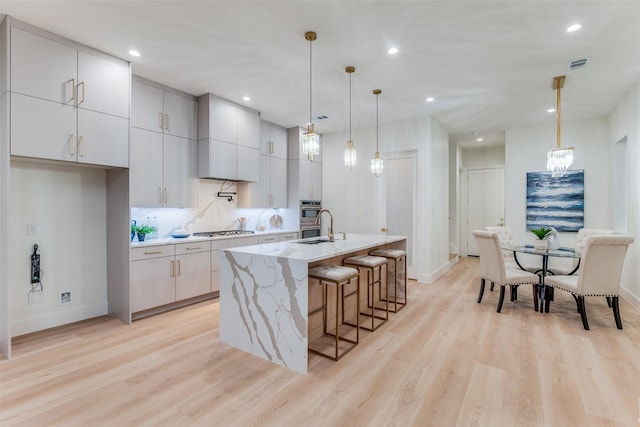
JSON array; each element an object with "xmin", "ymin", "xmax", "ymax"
[
  {"xmin": 225, "ymin": 233, "xmax": 406, "ymax": 262},
  {"xmin": 220, "ymin": 233, "xmax": 407, "ymax": 373}
]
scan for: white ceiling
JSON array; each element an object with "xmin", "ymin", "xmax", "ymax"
[{"xmin": 2, "ymin": 1, "xmax": 639, "ymax": 149}]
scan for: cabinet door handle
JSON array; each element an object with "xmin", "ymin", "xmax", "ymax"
[
  {"xmin": 69, "ymin": 134, "xmax": 76, "ymax": 156},
  {"xmin": 170, "ymin": 260, "xmax": 175, "ymax": 277},
  {"xmin": 159, "ymin": 112, "xmax": 164, "ymax": 130},
  {"xmin": 144, "ymin": 251, "xmax": 163, "ymax": 255},
  {"xmin": 164, "ymin": 114, "xmax": 169, "ymax": 131},
  {"xmin": 78, "ymin": 136, "xmax": 85, "ymax": 157},
  {"xmin": 163, "ymin": 188, "xmax": 168, "ymax": 204},
  {"xmin": 158, "ymin": 188, "xmax": 162, "ymax": 204},
  {"xmin": 68, "ymin": 78, "xmax": 76, "ymax": 102},
  {"xmin": 185, "ymin": 247, "xmax": 202, "ymax": 251},
  {"xmin": 177, "ymin": 259, "xmax": 181, "ymax": 276},
  {"xmin": 78, "ymin": 81, "xmax": 85, "ymax": 104}
]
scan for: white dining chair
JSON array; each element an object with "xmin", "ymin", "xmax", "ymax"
[
  {"xmin": 552, "ymin": 228, "xmax": 616, "ymax": 276},
  {"xmin": 473, "ymin": 230, "xmax": 541, "ymax": 313},
  {"xmin": 544, "ymin": 235, "xmax": 634, "ymax": 330}
]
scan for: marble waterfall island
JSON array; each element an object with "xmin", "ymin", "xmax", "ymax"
[{"xmin": 219, "ymin": 234, "xmax": 406, "ymax": 373}]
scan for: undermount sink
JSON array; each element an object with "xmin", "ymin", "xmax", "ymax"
[{"xmin": 295, "ymin": 238, "xmax": 331, "ymax": 245}]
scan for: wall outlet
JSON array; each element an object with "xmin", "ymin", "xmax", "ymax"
[
  {"xmin": 60, "ymin": 291, "xmax": 72, "ymax": 304},
  {"xmin": 26, "ymin": 223, "xmax": 37, "ymax": 236},
  {"xmin": 28, "ymin": 290, "xmax": 44, "ymax": 304}
]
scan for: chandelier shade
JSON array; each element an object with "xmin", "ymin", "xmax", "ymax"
[
  {"xmin": 370, "ymin": 89, "xmax": 383, "ymax": 177},
  {"xmin": 546, "ymin": 75, "xmax": 574, "ymax": 177},
  {"xmin": 344, "ymin": 66, "xmax": 356, "ymax": 170}
]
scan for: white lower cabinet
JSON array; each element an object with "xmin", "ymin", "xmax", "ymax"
[
  {"xmin": 175, "ymin": 243, "xmax": 211, "ymax": 300},
  {"xmin": 279, "ymin": 232, "xmax": 298, "ymax": 241},
  {"xmin": 131, "ymin": 241, "xmax": 211, "ymax": 313}
]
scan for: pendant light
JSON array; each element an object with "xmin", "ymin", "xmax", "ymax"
[
  {"xmin": 302, "ymin": 31, "xmax": 320, "ymax": 160},
  {"xmin": 370, "ymin": 89, "xmax": 383, "ymax": 176},
  {"xmin": 344, "ymin": 66, "xmax": 357, "ymax": 170},
  {"xmin": 546, "ymin": 75, "xmax": 574, "ymax": 177}
]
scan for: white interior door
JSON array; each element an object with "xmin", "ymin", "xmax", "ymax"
[
  {"xmin": 465, "ymin": 168, "xmax": 505, "ymax": 256},
  {"xmin": 386, "ymin": 156, "xmax": 416, "ymax": 278}
]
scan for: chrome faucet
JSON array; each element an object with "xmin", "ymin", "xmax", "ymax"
[{"xmin": 315, "ymin": 209, "xmax": 334, "ymax": 242}]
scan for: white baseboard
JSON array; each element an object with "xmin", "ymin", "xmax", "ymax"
[
  {"xmin": 418, "ymin": 256, "xmax": 458, "ymax": 284},
  {"xmin": 11, "ymin": 301, "xmax": 108, "ymax": 337},
  {"xmin": 620, "ymin": 286, "xmax": 640, "ymax": 313}
]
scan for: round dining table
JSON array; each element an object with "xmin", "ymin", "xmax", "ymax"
[{"xmin": 502, "ymin": 244, "xmax": 581, "ymax": 313}]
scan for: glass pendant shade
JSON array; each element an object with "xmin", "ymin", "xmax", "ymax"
[
  {"xmin": 547, "ymin": 147, "xmax": 574, "ymax": 178},
  {"xmin": 546, "ymin": 75, "xmax": 573, "ymax": 177},
  {"xmin": 371, "ymin": 89, "xmax": 383, "ymax": 176},
  {"xmin": 302, "ymin": 123, "xmax": 320, "ymax": 159},
  {"xmin": 345, "ymin": 140, "xmax": 357, "ymax": 170},
  {"xmin": 371, "ymin": 151, "xmax": 384, "ymax": 176}
]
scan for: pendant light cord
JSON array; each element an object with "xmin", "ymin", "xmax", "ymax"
[
  {"xmin": 349, "ymin": 72, "xmax": 352, "ymax": 141},
  {"xmin": 556, "ymin": 81, "xmax": 561, "ymax": 149},
  {"xmin": 376, "ymin": 92, "xmax": 379, "ymax": 151},
  {"xmin": 309, "ymin": 37, "xmax": 313, "ymax": 125}
]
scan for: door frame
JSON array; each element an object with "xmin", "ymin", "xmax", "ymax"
[
  {"xmin": 375, "ymin": 150, "xmax": 418, "ymax": 279},
  {"xmin": 460, "ymin": 166, "xmax": 505, "ymax": 256}
]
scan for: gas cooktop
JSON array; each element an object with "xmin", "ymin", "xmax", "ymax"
[{"xmin": 192, "ymin": 230, "xmax": 255, "ymax": 237}]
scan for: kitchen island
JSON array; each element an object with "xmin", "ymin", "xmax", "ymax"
[{"xmin": 220, "ymin": 234, "xmax": 406, "ymax": 373}]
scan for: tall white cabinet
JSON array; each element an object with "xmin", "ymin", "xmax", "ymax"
[
  {"xmin": 238, "ymin": 120, "xmax": 288, "ymax": 208},
  {"xmin": 9, "ymin": 26, "xmax": 129, "ymax": 167},
  {"xmin": 130, "ymin": 77, "xmax": 198, "ymax": 208}
]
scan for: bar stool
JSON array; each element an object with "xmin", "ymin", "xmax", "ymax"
[
  {"xmin": 308, "ymin": 265, "xmax": 360, "ymax": 361},
  {"xmin": 342, "ymin": 255, "xmax": 389, "ymax": 331},
  {"xmin": 369, "ymin": 248, "xmax": 407, "ymax": 312}
]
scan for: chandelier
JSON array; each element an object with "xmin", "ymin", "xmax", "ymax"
[
  {"xmin": 370, "ymin": 89, "xmax": 383, "ymax": 176},
  {"xmin": 344, "ymin": 66, "xmax": 356, "ymax": 170},
  {"xmin": 547, "ymin": 75, "xmax": 574, "ymax": 177},
  {"xmin": 302, "ymin": 31, "xmax": 320, "ymax": 160}
]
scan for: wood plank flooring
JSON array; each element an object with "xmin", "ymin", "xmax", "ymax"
[{"xmin": 2, "ymin": 257, "xmax": 639, "ymax": 426}]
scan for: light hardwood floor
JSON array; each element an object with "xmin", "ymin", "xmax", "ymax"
[{"xmin": 2, "ymin": 257, "xmax": 639, "ymax": 426}]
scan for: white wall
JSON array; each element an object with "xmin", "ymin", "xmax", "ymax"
[
  {"xmin": 462, "ymin": 145, "xmax": 505, "ymax": 167},
  {"xmin": 9, "ymin": 161, "xmax": 109, "ymax": 336},
  {"xmin": 608, "ymin": 83, "xmax": 640, "ymax": 309},
  {"xmin": 322, "ymin": 115, "xmax": 451, "ymax": 283}
]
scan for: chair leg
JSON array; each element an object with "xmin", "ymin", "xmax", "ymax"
[
  {"xmin": 497, "ymin": 285, "xmax": 506, "ymax": 313},
  {"xmin": 477, "ymin": 278, "xmax": 486, "ymax": 303},
  {"xmin": 544, "ymin": 286, "xmax": 552, "ymax": 313},
  {"xmin": 606, "ymin": 296, "xmax": 612, "ymax": 308},
  {"xmin": 510, "ymin": 285, "xmax": 515, "ymax": 301},
  {"xmin": 490, "ymin": 282, "xmax": 494, "ymax": 292},
  {"xmin": 572, "ymin": 294, "xmax": 580, "ymax": 312},
  {"xmin": 612, "ymin": 296, "xmax": 623, "ymax": 329},
  {"xmin": 578, "ymin": 296, "xmax": 590, "ymax": 330},
  {"xmin": 532, "ymin": 285, "xmax": 539, "ymax": 311}
]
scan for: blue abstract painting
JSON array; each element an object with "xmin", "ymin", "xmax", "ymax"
[{"xmin": 526, "ymin": 170, "xmax": 584, "ymax": 232}]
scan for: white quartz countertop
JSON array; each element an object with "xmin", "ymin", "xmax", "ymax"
[
  {"xmin": 130, "ymin": 229, "xmax": 298, "ymax": 248},
  {"xmin": 224, "ymin": 234, "xmax": 406, "ymax": 262}
]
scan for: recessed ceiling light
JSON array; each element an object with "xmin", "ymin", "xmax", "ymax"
[
  {"xmin": 426, "ymin": 97, "xmax": 435, "ymax": 103},
  {"xmin": 567, "ymin": 23, "xmax": 582, "ymax": 32},
  {"xmin": 547, "ymin": 108, "xmax": 556, "ymax": 113},
  {"xmin": 388, "ymin": 47, "xmax": 398, "ymax": 55},
  {"xmin": 242, "ymin": 96, "xmax": 251, "ymax": 102},
  {"xmin": 128, "ymin": 49, "xmax": 140, "ymax": 57},
  {"xmin": 476, "ymin": 138, "xmax": 483, "ymax": 142}
]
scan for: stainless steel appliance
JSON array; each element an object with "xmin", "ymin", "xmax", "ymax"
[
  {"xmin": 300, "ymin": 200, "xmax": 322, "ymax": 226},
  {"xmin": 193, "ymin": 230, "xmax": 255, "ymax": 237},
  {"xmin": 300, "ymin": 200, "xmax": 322, "ymax": 239}
]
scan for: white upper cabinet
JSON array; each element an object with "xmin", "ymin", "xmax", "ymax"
[
  {"xmin": 9, "ymin": 25, "xmax": 130, "ymax": 167},
  {"xmin": 198, "ymin": 94, "xmax": 260, "ymax": 181},
  {"xmin": 131, "ymin": 78, "xmax": 197, "ymax": 140},
  {"xmin": 287, "ymin": 126, "xmax": 322, "ymax": 204},
  {"xmin": 130, "ymin": 79, "xmax": 198, "ymax": 208},
  {"xmin": 238, "ymin": 120, "xmax": 288, "ymax": 208}
]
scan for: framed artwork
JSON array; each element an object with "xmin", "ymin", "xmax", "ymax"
[{"xmin": 526, "ymin": 169, "xmax": 584, "ymax": 232}]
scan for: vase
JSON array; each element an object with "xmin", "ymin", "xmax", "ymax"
[
  {"xmin": 533, "ymin": 239, "xmax": 548, "ymax": 251},
  {"xmin": 137, "ymin": 232, "xmax": 146, "ymax": 242}
]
